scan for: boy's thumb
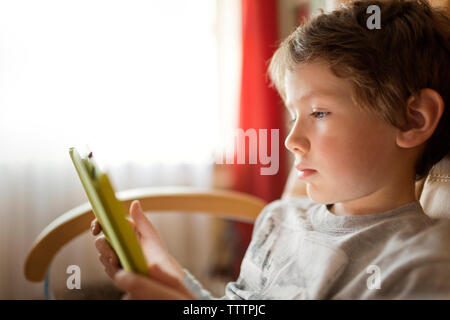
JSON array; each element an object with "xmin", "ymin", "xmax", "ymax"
[{"xmin": 130, "ymin": 200, "xmax": 157, "ymax": 237}]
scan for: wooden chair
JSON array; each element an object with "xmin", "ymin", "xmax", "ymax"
[
  {"xmin": 24, "ymin": 152, "xmax": 450, "ymax": 297},
  {"xmin": 24, "ymin": 187, "xmax": 267, "ymax": 283}
]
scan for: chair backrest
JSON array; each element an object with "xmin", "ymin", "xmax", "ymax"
[
  {"xmin": 415, "ymin": 152, "xmax": 450, "ymax": 219},
  {"xmin": 282, "ymin": 152, "xmax": 450, "ymax": 219}
]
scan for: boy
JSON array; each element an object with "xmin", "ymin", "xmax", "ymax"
[{"xmin": 92, "ymin": 0, "xmax": 450, "ymax": 299}]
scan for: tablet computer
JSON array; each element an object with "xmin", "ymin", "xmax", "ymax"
[{"xmin": 69, "ymin": 147, "xmax": 148, "ymax": 276}]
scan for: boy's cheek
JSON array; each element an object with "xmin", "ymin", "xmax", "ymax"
[{"xmin": 315, "ymin": 141, "xmax": 377, "ymax": 187}]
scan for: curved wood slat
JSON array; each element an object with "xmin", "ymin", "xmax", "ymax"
[{"xmin": 24, "ymin": 187, "xmax": 267, "ymax": 282}]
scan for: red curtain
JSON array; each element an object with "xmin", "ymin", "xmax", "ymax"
[{"xmin": 229, "ymin": 0, "xmax": 288, "ymax": 277}]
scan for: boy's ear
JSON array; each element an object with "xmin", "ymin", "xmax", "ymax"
[{"xmin": 396, "ymin": 88, "xmax": 445, "ymax": 149}]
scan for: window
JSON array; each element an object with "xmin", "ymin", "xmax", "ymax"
[{"xmin": 0, "ymin": 0, "xmax": 221, "ymax": 166}]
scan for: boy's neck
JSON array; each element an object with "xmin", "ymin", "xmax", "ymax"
[{"xmin": 328, "ymin": 180, "xmax": 417, "ymax": 217}]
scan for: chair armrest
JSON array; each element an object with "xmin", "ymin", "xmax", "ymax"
[{"xmin": 24, "ymin": 186, "xmax": 267, "ymax": 282}]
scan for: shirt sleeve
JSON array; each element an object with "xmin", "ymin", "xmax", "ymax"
[
  {"xmin": 182, "ymin": 200, "xmax": 287, "ymax": 300},
  {"xmin": 182, "ymin": 268, "xmax": 219, "ymax": 300}
]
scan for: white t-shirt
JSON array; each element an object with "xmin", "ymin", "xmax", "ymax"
[{"xmin": 183, "ymin": 197, "xmax": 450, "ymax": 299}]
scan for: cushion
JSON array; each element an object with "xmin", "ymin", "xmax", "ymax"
[{"xmin": 417, "ymin": 152, "xmax": 450, "ymax": 219}]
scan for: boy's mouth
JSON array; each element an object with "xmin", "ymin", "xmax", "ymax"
[
  {"xmin": 296, "ymin": 169, "xmax": 317, "ymax": 179},
  {"xmin": 295, "ymin": 164, "xmax": 317, "ymax": 179}
]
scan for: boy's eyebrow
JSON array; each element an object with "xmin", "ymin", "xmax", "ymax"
[{"xmin": 285, "ymin": 91, "xmax": 339, "ymax": 110}]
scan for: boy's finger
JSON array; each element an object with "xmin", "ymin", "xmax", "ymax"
[
  {"xmin": 148, "ymin": 263, "xmax": 191, "ymax": 296},
  {"xmin": 98, "ymin": 250, "xmax": 119, "ymax": 268},
  {"xmin": 129, "ymin": 200, "xmax": 166, "ymax": 246},
  {"xmin": 91, "ymin": 219, "xmax": 101, "ymax": 235},
  {"xmin": 99, "ymin": 255, "xmax": 120, "ymax": 278},
  {"xmin": 125, "ymin": 217, "xmax": 137, "ymax": 234},
  {"xmin": 94, "ymin": 236, "xmax": 116, "ymax": 258},
  {"xmin": 114, "ymin": 270, "xmax": 193, "ymax": 300}
]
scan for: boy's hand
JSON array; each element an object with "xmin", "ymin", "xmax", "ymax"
[
  {"xmin": 114, "ymin": 270, "xmax": 196, "ymax": 300},
  {"xmin": 91, "ymin": 200, "xmax": 191, "ymax": 297},
  {"xmin": 91, "ymin": 219, "xmax": 121, "ymax": 279}
]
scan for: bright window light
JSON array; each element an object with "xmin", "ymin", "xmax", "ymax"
[{"xmin": 0, "ymin": 0, "xmax": 220, "ymax": 166}]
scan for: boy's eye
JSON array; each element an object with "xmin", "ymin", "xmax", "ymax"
[
  {"xmin": 288, "ymin": 112, "xmax": 329, "ymax": 126},
  {"xmin": 311, "ymin": 111, "xmax": 329, "ymax": 119}
]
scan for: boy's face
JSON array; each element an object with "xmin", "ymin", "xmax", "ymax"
[{"xmin": 284, "ymin": 60, "xmax": 410, "ymax": 207}]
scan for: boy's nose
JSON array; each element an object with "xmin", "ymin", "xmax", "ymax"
[{"xmin": 285, "ymin": 131, "xmax": 309, "ymax": 155}]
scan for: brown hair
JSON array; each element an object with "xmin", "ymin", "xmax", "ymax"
[{"xmin": 268, "ymin": 0, "xmax": 450, "ymax": 181}]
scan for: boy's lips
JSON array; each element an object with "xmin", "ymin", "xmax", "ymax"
[
  {"xmin": 295, "ymin": 164, "xmax": 317, "ymax": 179},
  {"xmin": 295, "ymin": 164, "xmax": 315, "ymax": 171}
]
